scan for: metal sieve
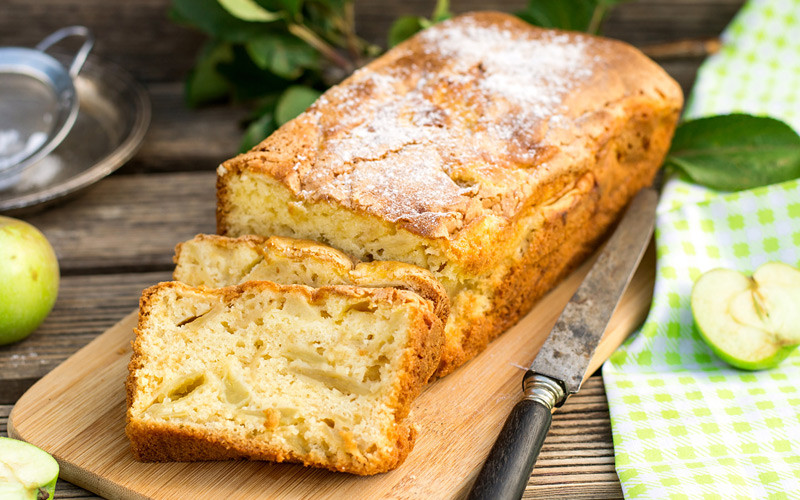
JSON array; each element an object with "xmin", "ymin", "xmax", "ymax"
[{"xmin": 0, "ymin": 26, "xmax": 94, "ymax": 189}]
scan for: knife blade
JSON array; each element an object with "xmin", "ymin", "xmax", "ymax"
[{"xmin": 467, "ymin": 187, "xmax": 658, "ymax": 500}]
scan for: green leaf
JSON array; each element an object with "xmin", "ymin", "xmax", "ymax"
[
  {"xmin": 665, "ymin": 114, "xmax": 800, "ymax": 191},
  {"xmin": 387, "ymin": 0, "xmax": 451, "ymax": 47},
  {"xmin": 253, "ymin": 0, "xmax": 287, "ymax": 11},
  {"xmin": 240, "ymin": 110, "xmax": 278, "ymax": 152},
  {"xmin": 170, "ymin": 0, "xmax": 267, "ymax": 42},
  {"xmin": 597, "ymin": 0, "xmax": 630, "ymax": 7},
  {"xmin": 276, "ymin": 0, "xmax": 303, "ymax": 17},
  {"xmin": 275, "ymin": 85, "xmax": 322, "ymax": 124},
  {"xmin": 217, "ymin": 46, "xmax": 292, "ymax": 101},
  {"xmin": 388, "ymin": 16, "xmax": 425, "ymax": 47},
  {"xmin": 516, "ymin": 0, "xmax": 630, "ymax": 33},
  {"xmin": 217, "ymin": 0, "xmax": 283, "ymax": 22},
  {"xmin": 246, "ymin": 32, "xmax": 319, "ymax": 79},
  {"xmin": 516, "ymin": 0, "xmax": 597, "ymax": 32},
  {"xmin": 432, "ymin": 0, "xmax": 452, "ymax": 23},
  {"xmin": 185, "ymin": 41, "xmax": 235, "ymax": 107}
]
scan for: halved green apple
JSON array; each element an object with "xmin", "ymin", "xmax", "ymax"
[
  {"xmin": 0, "ymin": 437, "xmax": 59, "ymax": 500},
  {"xmin": 691, "ymin": 262, "xmax": 800, "ymax": 370}
]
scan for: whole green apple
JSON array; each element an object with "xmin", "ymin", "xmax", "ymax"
[{"xmin": 0, "ymin": 216, "xmax": 59, "ymax": 345}]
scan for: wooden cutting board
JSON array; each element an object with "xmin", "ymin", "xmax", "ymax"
[{"xmin": 8, "ymin": 244, "xmax": 654, "ymax": 500}]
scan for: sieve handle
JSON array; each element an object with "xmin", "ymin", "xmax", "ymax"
[{"xmin": 36, "ymin": 26, "xmax": 95, "ymax": 78}]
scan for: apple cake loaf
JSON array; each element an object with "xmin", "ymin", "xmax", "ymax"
[
  {"xmin": 173, "ymin": 234, "xmax": 449, "ymax": 326},
  {"xmin": 126, "ymin": 280, "xmax": 444, "ymax": 474},
  {"xmin": 216, "ymin": 11, "xmax": 683, "ymax": 376}
]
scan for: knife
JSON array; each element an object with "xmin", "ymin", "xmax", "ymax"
[{"xmin": 467, "ymin": 187, "xmax": 658, "ymax": 500}]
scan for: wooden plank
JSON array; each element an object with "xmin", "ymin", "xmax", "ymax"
[
  {"xmin": 21, "ymin": 172, "xmax": 216, "ymax": 274},
  {"xmin": 3, "ymin": 377, "xmax": 622, "ymax": 500},
  {"xmin": 1, "ymin": 405, "xmax": 7, "ymax": 436},
  {"xmin": 121, "ymin": 84, "xmax": 248, "ymax": 174},
  {"xmin": 0, "ymin": 0, "xmax": 205, "ymax": 83},
  {"xmin": 8, "ymin": 246, "xmax": 651, "ymax": 500}
]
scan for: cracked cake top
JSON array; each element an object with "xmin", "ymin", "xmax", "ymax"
[{"xmin": 221, "ymin": 11, "xmax": 682, "ymax": 240}]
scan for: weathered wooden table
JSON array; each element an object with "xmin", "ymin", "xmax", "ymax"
[{"xmin": 0, "ymin": 1, "xmax": 744, "ymax": 497}]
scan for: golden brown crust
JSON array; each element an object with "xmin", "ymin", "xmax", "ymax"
[
  {"xmin": 174, "ymin": 234, "xmax": 450, "ymax": 326},
  {"xmin": 432, "ymin": 84, "xmax": 677, "ymax": 376},
  {"xmin": 125, "ymin": 417, "xmax": 416, "ymax": 475},
  {"xmin": 126, "ymin": 280, "xmax": 441, "ymax": 475}
]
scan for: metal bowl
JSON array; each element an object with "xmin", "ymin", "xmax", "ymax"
[
  {"xmin": 0, "ymin": 52, "xmax": 150, "ymax": 214},
  {"xmin": 0, "ymin": 27, "xmax": 94, "ymax": 186}
]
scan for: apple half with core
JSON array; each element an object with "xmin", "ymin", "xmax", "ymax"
[
  {"xmin": 0, "ymin": 437, "xmax": 59, "ymax": 500},
  {"xmin": 691, "ymin": 261, "xmax": 800, "ymax": 370},
  {"xmin": 0, "ymin": 216, "xmax": 59, "ymax": 345}
]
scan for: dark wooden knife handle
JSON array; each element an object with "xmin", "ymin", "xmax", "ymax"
[{"xmin": 467, "ymin": 398, "xmax": 552, "ymax": 500}]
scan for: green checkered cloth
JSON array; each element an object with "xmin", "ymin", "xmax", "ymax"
[{"xmin": 603, "ymin": 0, "xmax": 800, "ymax": 497}]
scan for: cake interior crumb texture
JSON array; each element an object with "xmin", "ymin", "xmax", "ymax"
[
  {"xmin": 126, "ymin": 281, "xmax": 443, "ymax": 475},
  {"xmin": 216, "ymin": 12, "xmax": 683, "ymax": 376},
  {"xmin": 173, "ymin": 234, "xmax": 450, "ymax": 326}
]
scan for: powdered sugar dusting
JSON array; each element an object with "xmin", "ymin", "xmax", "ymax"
[
  {"xmin": 289, "ymin": 14, "xmax": 596, "ymax": 236},
  {"xmin": 422, "ymin": 18, "xmax": 592, "ymax": 117}
]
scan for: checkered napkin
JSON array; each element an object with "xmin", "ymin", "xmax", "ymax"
[{"xmin": 602, "ymin": 0, "xmax": 800, "ymax": 497}]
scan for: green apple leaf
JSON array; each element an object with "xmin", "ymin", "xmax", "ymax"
[
  {"xmin": 388, "ymin": 16, "xmax": 425, "ymax": 47},
  {"xmin": 517, "ymin": 0, "xmax": 596, "ymax": 31},
  {"xmin": 170, "ymin": 0, "xmax": 267, "ymax": 42},
  {"xmin": 276, "ymin": 0, "xmax": 303, "ymax": 16},
  {"xmin": 240, "ymin": 110, "xmax": 277, "ymax": 152},
  {"xmin": 431, "ymin": 0, "xmax": 452, "ymax": 23},
  {"xmin": 185, "ymin": 41, "xmax": 234, "ymax": 107},
  {"xmin": 217, "ymin": 46, "xmax": 291, "ymax": 101},
  {"xmin": 516, "ymin": 0, "xmax": 629, "ymax": 34},
  {"xmin": 217, "ymin": 0, "xmax": 283, "ymax": 22},
  {"xmin": 665, "ymin": 114, "xmax": 800, "ymax": 191},
  {"xmin": 246, "ymin": 32, "xmax": 319, "ymax": 79},
  {"xmin": 388, "ymin": 0, "xmax": 451, "ymax": 47},
  {"xmin": 275, "ymin": 85, "xmax": 322, "ymax": 124}
]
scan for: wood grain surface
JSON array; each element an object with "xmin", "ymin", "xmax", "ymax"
[
  {"xmin": 8, "ymin": 244, "xmax": 653, "ymax": 500},
  {"xmin": 1, "ymin": 379, "xmax": 623, "ymax": 500},
  {"xmin": 0, "ymin": 1, "xmax": 744, "ymax": 497}
]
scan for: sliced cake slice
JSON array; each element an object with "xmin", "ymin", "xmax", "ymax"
[
  {"xmin": 173, "ymin": 234, "xmax": 450, "ymax": 326},
  {"xmin": 126, "ymin": 280, "xmax": 444, "ymax": 475}
]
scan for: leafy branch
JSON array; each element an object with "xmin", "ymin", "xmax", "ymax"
[{"xmin": 170, "ymin": 0, "xmax": 382, "ymax": 151}]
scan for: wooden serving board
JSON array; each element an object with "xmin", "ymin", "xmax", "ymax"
[{"xmin": 8, "ymin": 244, "xmax": 654, "ymax": 500}]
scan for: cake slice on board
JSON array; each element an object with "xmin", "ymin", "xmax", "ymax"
[{"xmin": 126, "ymin": 280, "xmax": 444, "ymax": 475}]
